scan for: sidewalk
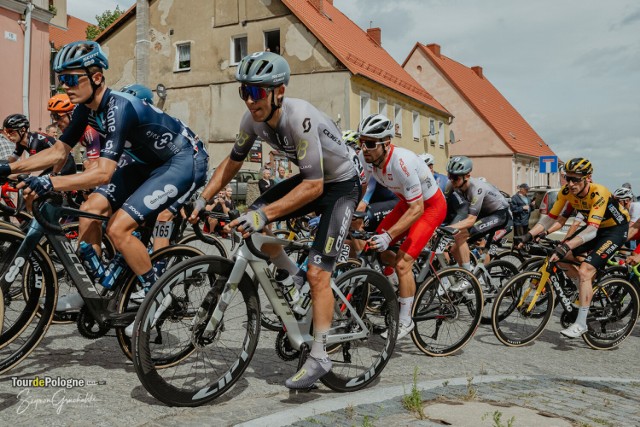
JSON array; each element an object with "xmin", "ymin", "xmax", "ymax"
[{"xmin": 237, "ymin": 375, "xmax": 640, "ymax": 427}]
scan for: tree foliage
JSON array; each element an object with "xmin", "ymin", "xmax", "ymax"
[{"xmin": 86, "ymin": 6, "xmax": 124, "ymax": 40}]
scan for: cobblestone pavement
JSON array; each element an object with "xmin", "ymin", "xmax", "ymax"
[{"xmin": 0, "ymin": 313, "xmax": 638, "ymax": 426}]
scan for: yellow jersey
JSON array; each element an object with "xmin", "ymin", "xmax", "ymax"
[{"xmin": 549, "ymin": 182, "xmax": 629, "ymax": 228}]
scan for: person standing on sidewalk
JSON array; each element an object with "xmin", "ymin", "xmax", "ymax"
[{"xmin": 510, "ymin": 183, "xmax": 534, "ymax": 237}]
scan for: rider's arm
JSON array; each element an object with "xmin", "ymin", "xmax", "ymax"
[
  {"xmin": 449, "ymin": 213, "xmax": 478, "ymax": 230},
  {"xmin": 48, "ymin": 157, "xmax": 117, "ymax": 191},
  {"xmin": 262, "ymin": 178, "xmax": 323, "ymax": 221},
  {"xmin": 7, "ymin": 140, "xmax": 72, "ymax": 174},
  {"xmin": 199, "ymin": 155, "xmax": 244, "ymax": 202},
  {"xmin": 360, "ymin": 176, "xmax": 377, "ymax": 207}
]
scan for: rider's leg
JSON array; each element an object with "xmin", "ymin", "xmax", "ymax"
[
  {"xmin": 78, "ymin": 192, "xmax": 112, "ymax": 256},
  {"xmin": 106, "ymin": 210, "xmax": 152, "ymax": 277},
  {"xmin": 152, "ymin": 209, "xmax": 174, "ymax": 252}
]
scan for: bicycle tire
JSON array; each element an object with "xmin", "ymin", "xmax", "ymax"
[
  {"xmin": 115, "ymin": 244, "xmax": 205, "ymax": 363},
  {"xmin": 320, "ymin": 267, "xmax": 398, "ymax": 392},
  {"xmin": 411, "ymin": 267, "xmax": 483, "ymax": 357},
  {"xmin": 177, "ymin": 232, "xmax": 229, "ymax": 258},
  {"xmin": 132, "ymin": 255, "xmax": 260, "ymax": 406},
  {"xmin": 582, "ymin": 278, "xmax": 639, "ymax": 350},
  {"xmin": 0, "ymin": 229, "xmax": 57, "ymax": 374},
  {"xmin": 493, "ymin": 249, "xmax": 526, "ymax": 268},
  {"xmin": 480, "ymin": 260, "xmax": 519, "ymax": 324},
  {"xmin": 491, "ymin": 271, "xmax": 555, "ymax": 347}
]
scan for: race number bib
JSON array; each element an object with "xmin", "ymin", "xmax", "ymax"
[{"xmin": 153, "ymin": 221, "xmax": 174, "ymax": 239}]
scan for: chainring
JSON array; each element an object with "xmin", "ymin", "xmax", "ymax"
[
  {"xmin": 77, "ymin": 306, "xmax": 111, "ymax": 339},
  {"xmin": 275, "ymin": 330, "xmax": 300, "ymax": 361}
]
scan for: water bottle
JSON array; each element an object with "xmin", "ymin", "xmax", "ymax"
[
  {"xmin": 275, "ymin": 269, "xmax": 300, "ymax": 304},
  {"xmin": 78, "ymin": 242, "xmax": 105, "ymax": 281},
  {"xmin": 101, "ymin": 253, "xmax": 126, "ymax": 289},
  {"xmin": 292, "ymin": 281, "xmax": 312, "ymax": 315}
]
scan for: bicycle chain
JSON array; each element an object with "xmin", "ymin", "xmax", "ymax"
[{"xmin": 275, "ymin": 330, "xmax": 300, "ymax": 361}]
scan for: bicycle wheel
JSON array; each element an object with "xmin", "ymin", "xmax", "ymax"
[
  {"xmin": 480, "ymin": 260, "xmax": 519, "ymax": 324},
  {"xmin": 0, "ymin": 229, "xmax": 57, "ymax": 374},
  {"xmin": 491, "ymin": 271, "xmax": 555, "ymax": 347},
  {"xmin": 582, "ymin": 278, "xmax": 639, "ymax": 350},
  {"xmin": 116, "ymin": 245, "xmax": 205, "ymax": 363},
  {"xmin": 493, "ymin": 249, "xmax": 526, "ymax": 269},
  {"xmin": 320, "ymin": 268, "xmax": 398, "ymax": 392},
  {"xmin": 411, "ymin": 267, "xmax": 483, "ymax": 356},
  {"xmin": 132, "ymin": 255, "xmax": 260, "ymax": 406},
  {"xmin": 177, "ymin": 232, "xmax": 229, "ymax": 258}
]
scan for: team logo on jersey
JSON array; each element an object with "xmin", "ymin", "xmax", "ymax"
[
  {"xmin": 143, "ymin": 184, "xmax": 179, "ymax": 210},
  {"xmin": 154, "ymin": 133, "xmax": 174, "ymax": 150},
  {"xmin": 302, "ymin": 118, "xmax": 311, "ymax": 133},
  {"xmin": 399, "ymin": 159, "xmax": 410, "ymax": 177}
]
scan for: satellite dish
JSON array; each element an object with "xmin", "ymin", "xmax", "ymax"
[
  {"xmin": 156, "ymin": 83, "xmax": 167, "ymax": 100},
  {"xmin": 449, "ymin": 130, "xmax": 455, "ymax": 144}
]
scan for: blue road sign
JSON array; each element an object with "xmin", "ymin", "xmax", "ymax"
[{"xmin": 539, "ymin": 156, "xmax": 558, "ymax": 174}]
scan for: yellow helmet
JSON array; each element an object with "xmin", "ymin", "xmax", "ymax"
[{"xmin": 564, "ymin": 157, "xmax": 593, "ymax": 176}]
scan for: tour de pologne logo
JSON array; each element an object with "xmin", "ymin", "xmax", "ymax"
[{"xmin": 10, "ymin": 375, "xmax": 105, "ymax": 414}]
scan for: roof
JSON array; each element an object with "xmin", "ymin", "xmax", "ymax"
[
  {"xmin": 409, "ymin": 43, "xmax": 554, "ymax": 157},
  {"xmin": 95, "ymin": 4, "xmax": 137, "ymax": 43},
  {"xmin": 49, "ymin": 15, "xmax": 92, "ymax": 49},
  {"xmin": 281, "ymin": 0, "xmax": 449, "ymax": 115}
]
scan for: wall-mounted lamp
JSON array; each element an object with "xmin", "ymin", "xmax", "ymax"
[{"xmin": 156, "ymin": 83, "xmax": 167, "ymax": 100}]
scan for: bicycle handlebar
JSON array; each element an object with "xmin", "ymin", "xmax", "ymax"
[{"xmin": 32, "ymin": 192, "xmax": 111, "ymax": 233}]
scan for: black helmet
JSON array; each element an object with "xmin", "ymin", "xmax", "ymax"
[
  {"xmin": 446, "ymin": 156, "xmax": 473, "ymax": 175},
  {"xmin": 3, "ymin": 114, "xmax": 29, "ymax": 130},
  {"xmin": 564, "ymin": 157, "xmax": 593, "ymax": 176}
]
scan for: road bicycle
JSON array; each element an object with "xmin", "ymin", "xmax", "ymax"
[
  {"xmin": 131, "ymin": 231, "xmax": 398, "ymax": 406},
  {"xmin": 491, "ymin": 254, "xmax": 639, "ymax": 350},
  {"xmin": 0, "ymin": 194, "xmax": 203, "ymax": 374}
]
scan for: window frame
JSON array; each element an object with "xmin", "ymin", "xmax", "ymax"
[
  {"xmin": 231, "ymin": 34, "xmax": 248, "ymax": 65},
  {"xmin": 412, "ymin": 111, "xmax": 420, "ymax": 141},
  {"xmin": 175, "ymin": 42, "xmax": 192, "ymax": 72},
  {"xmin": 263, "ymin": 29, "xmax": 281, "ymax": 54},
  {"xmin": 378, "ymin": 97, "xmax": 387, "ymax": 115},
  {"xmin": 394, "ymin": 105, "xmax": 402, "ymax": 137},
  {"xmin": 360, "ymin": 91, "xmax": 371, "ymax": 123}
]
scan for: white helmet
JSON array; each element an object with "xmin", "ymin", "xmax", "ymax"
[
  {"xmin": 613, "ymin": 187, "xmax": 634, "ymax": 200},
  {"xmin": 419, "ymin": 153, "xmax": 435, "ymax": 166},
  {"xmin": 358, "ymin": 114, "xmax": 394, "ymax": 140}
]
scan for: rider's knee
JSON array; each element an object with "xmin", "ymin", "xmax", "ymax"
[
  {"xmin": 395, "ymin": 258, "xmax": 413, "ymax": 275},
  {"xmin": 157, "ymin": 210, "xmax": 174, "ymax": 222},
  {"xmin": 578, "ymin": 262, "xmax": 596, "ymax": 279}
]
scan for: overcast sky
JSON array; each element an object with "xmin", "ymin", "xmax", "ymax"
[{"xmin": 68, "ymin": 0, "xmax": 639, "ymax": 191}]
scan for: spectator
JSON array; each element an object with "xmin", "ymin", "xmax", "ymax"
[
  {"xmin": 225, "ymin": 185, "xmax": 236, "ymax": 209},
  {"xmin": 258, "ymin": 168, "xmax": 274, "ymax": 194},
  {"xmin": 0, "ymin": 132, "xmax": 13, "ymax": 161},
  {"xmin": 510, "ymin": 183, "xmax": 534, "ymax": 237},
  {"xmin": 274, "ymin": 165, "xmax": 286, "ymax": 184},
  {"xmin": 45, "ymin": 124, "xmax": 60, "ymax": 138}
]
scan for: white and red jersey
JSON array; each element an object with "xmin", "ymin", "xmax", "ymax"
[
  {"xmin": 370, "ymin": 145, "xmax": 440, "ymax": 203},
  {"xmin": 81, "ymin": 126, "xmax": 101, "ymax": 160}
]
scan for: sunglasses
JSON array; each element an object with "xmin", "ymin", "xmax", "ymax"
[
  {"xmin": 57, "ymin": 73, "xmax": 89, "ymax": 87},
  {"xmin": 238, "ymin": 85, "xmax": 272, "ymax": 101},
  {"xmin": 448, "ymin": 174, "xmax": 463, "ymax": 181},
  {"xmin": 51, "ymin": 112, "xmax": 69, "ymax": 121},
  {"xmin": 359, "ymin": 139, "xmax": 386, "ymax": 150},
  {"xmin": 565, "ymin": 175, "xmax": 585, "ymax": 184}
]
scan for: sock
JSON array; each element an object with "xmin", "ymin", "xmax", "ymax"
[
  {"xmin": 462, "ymin": 262, "xmax": 473, "ymax": 272},
  {"xmin": 398, "ymin": 296, "xmax": 414, "ymax": 325},
  {"xmin": 309, "ymin": 329, "xmax": 329, "ymax": 361},
  {"xmin": 137, "ymin": 268, "xmax": 158, "ymax": 292},
  {"xmin": 272, "ymin": 249, "xmax": 299, "ymax": 276},
  {"xmin": 292, "ymin": 269, "xmax": 306, "ymax": 289},
  {"xmin": 576, "ymin": 306, "xmax": 589, "ymax": 327}
]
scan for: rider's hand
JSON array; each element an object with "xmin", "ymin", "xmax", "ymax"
[
  {"xmin": 188, "ymin": 196, "xmax": 207, "ymax": 224},
  {"xmin": 23, "ymin": 175, "xmax": 53, "ymax": 197},
  {"xmin": 515, "ymin": 232, "xmax": 533, "ymax": 249},
  {"xmin": 232, "ymin": 208, "xmax": 268, "ymax": 237},
  {"xmin": 550, "ymin": 241, "xmax": 571, "ymax": 263},
  {"xmin": 369, "ymin": 231, "xmax": 392, "ymax": 252},
  {"xmin": 626, "ymin": 252, "xmax": 640, "ymax": 266},
  {"xmin": 0, "ymin": 162, "xmax": 11, "ymax": 179}
]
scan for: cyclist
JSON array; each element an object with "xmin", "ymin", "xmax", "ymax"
[
  {"xmin": 358, "ymin": 113, "xmax": 447, "ymax": 339},
  {"xmin": 2, "ymin": 113, "xmax": 77, "ymax": 175},
  {"xmin": 190, "ymin": 51, "xmax": 360, "ymax": 390},
  {"xmin": 613, "ymin": 186, "xmax": 640, "ymax": 248},
  {"xmin": 520, "ymin": 158, "xmax": 629, "ymax": 338},
  {"xmin": 0, "ymin": 40, "xmax": 208, "ymax": 313},
  {"xmin": 419, "ymin": 153, "xmax": 447, "ymax": 192},
  {"xmin": 445, "ymin": 156, "xmax": 510, "ymax": 286}
]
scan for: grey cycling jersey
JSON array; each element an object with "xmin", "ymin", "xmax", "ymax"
[
  {"xmin": 230, "ymin": 98, "xmax": 356, "ymax": 183},
  {"xmin": 447, "ymin": 177, "xmax": 509, "ymax": 217}
]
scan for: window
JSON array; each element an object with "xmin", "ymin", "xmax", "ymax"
[
  {"xmin": 429, "ymin": 118, "xmax": 436, "ymax": 145},
  {"xmin": 360, "ymin": 92, "xmax": 371, "ymax": 122},
  {"xmin": 438, "ymin": 121, "xmax": 445, "ymax": 147},
  {"xmin": 378, "ymin": 98, "xmax": 387, "ymax": 115},
  {"xmin": 412, "ymin": 111, "xmax": 420, "ymax": 141},
  {"xmin": 176, "ymin": 42, "xmax": 191, "ymax": 71},
  {"xmin": 232, "ymin": 35, "xmax": 248, "ymax": 64},
  {"xmin": 394, "ymin": 105, "xmax": 402, "ymax": 136},
  {"xmin": 264, "ymin": 30, "xmax": 280, "ymax": 54}
]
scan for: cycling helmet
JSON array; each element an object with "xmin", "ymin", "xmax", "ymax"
[
  {"xmin": 120, "ymin": 84, "xmax": 154, "ymax": 104},
  {"xmin": 419, "ymin": 153, "xmax": 435, "ymax": 166},
  {"xmin": 53, "ymin": 40, "xmax": 108, "ymax": 72},
  {"xmin": 446, "ymin": 156, "xmax": 473, "ymax": 175},
  {"xmin": 564, "ymin": 157, "xmax": 593, "ymax": 176},
  {"xmin": 235, "ymin": 51, "xmax": 290, "ymax": 87},
  {"xmin": 358, "ymin": 114, "xmax": 393, "ymax": 140},
  {"xmin": 613, "ymin": 187, "xmax": 634, "ymax": 201},
  {"xmin": 47, "ymin": 93, "xmax": 75, "ymax": 113},
  {"xmin": 342, "ymin": 130, "xmax": 359, "ymax": 148},
  {"xmin": 3, "ymin": 114, "xmax": 29, "ymax": 130}
]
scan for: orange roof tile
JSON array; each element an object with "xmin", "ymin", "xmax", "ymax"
[
  {"xmin": 411, "ymin": 43, "xmax": 554, "ymax": 157},
  {"xmin": 281, "ymin": 0, "xmax": 449, "ymax": 116},
  {"xmin": 50, "ymin": 15, "xmax": 92, "ymax": 49}
]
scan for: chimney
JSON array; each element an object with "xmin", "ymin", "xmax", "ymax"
[
  {"xmin": 309, "ymin": 0, "xmax": 323, "ymax": 13},
  {"xmin": 367, "ymin": 27, "xmax": 382, "ymax": 46},
  {"xmin": 426, "ymin": 43, "xmax": 441, "ymax": 57},
  {"xmin": 471, "ymin": 66, "xmax": 483, "ymax": 78}
]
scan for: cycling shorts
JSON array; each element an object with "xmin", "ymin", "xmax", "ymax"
[
  {"xmin": 376, "ymin": 189, "xmax": 447, "ymax": 259},
  {"xmin": 570, "ymin": 223, "xmax": 628, "ymax": 270},
  {"xmin": 250, "ymin": 174, "xmax": 361, "ymax": 271},
  {"xmin": 166, "ymin": 145, "xmax": 209, "ymax": 216},
  {"xmin": 94, "ymin": 148, "xmax": 199, "ymax": 224},
  {"xmin": 468, "ymin": 208, "xmax": 511, "ymax": 245}
]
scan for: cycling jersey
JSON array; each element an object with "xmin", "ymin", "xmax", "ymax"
[
  {"xmin": 347, "ymin": 145, "xmax": 367, "ymax": 186},
  {"xmin": 13, "ymin": 132, "xmax": 76, "ymax": 175},
  {"xmin": 433, "ymin": 171, "xmax": 447, "ymax": 193},
  {"xmin": 61, "ymin": 88, "xmax": 198, "ymax": 166},
  {"xmin": 550, "ymin": 183, "xmax": 629, "ymax": 229},
  {"xmin": 447, "ymin": 177, "xmax": 509, "ymax": 217},
  {"xmin": 81, "ymin": 126, "xmax": 100, "ymax": 160},
  {"xmin": 231, "ymin": 98, "xmax": 356, "ymax": 183}
]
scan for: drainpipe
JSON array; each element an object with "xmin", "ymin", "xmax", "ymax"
[
  {"xmin": 22, "ymin": 0, "xmax": 34, "ymax": 115},
  {"xmin": 136, "ymin": 0, "xmax": 150, "ymax": 86}
]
